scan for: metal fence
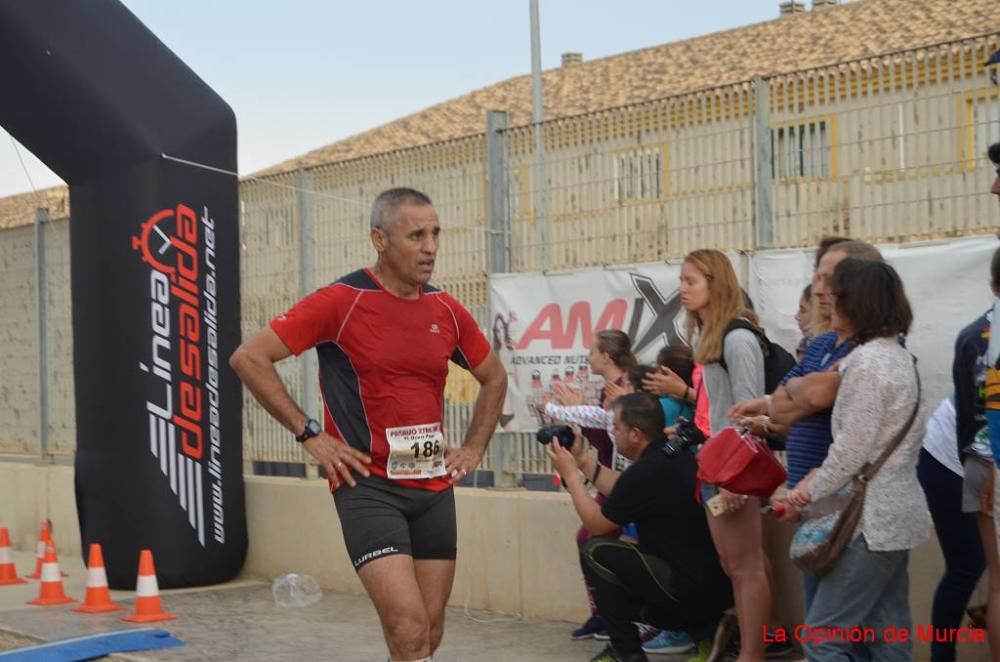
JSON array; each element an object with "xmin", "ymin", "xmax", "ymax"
[
  {"xmin": 1, "ymin": 33, "xmax": 999, "ymax": 482},
  {"xmin": 0, "ymin": 214, "xmax": 74, "ymax": 457},
  {"xmin": 238, "ymin": 137, "xmax": 492, "ymax": 471},
  {"xmin": 503, "ymin": 81, "xmax": 757, "ymax": 275},
  {"xmin": 492, "ymin": 33, "xmax": 1000, "ymax": 478}
]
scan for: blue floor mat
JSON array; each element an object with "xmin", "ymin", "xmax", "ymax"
[{"xmin": 0, "ymin": 627, "xmax": 183, "ymax": 661}]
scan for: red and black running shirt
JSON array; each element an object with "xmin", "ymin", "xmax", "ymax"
[{"xmin": 270, "ymin": 268, "xmax": 491, "ymax": 492}]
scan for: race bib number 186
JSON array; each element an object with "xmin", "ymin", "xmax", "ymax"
[{"xmin": 385, "ymin": 422, "xmax": 446, "ymax": 480}]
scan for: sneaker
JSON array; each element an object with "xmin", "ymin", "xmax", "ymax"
[
  {"xmin": 708, "ymin": 611, "xmax": 739, "ymax": 662},
  {"xmin": 717, "ymin": 644, "xmax": 740, "ymax": 662},
  {"xmin": 685, "ymin": 639, "xmax": 713, "ymax": 662},
  {"xmin": 589, "ymin": 643, "xmax": 650, "ymax": 662},
  {"xmin": 711, "ymin": 624, "xmax": 796, "ymax": 661},
  {"xmin": 642, "ymin": 630, "xmax": 695, "ymax": 655},
  {"xmin": 638, "ymin": 625, "xmax": 660, "ymax": 642},
  {"xmin": 764, "ymin": 637, "xmax": 795, "ymax": 659},
  {"xmin": 718, "ymin": 641, "xmax": 795, "ymax": 661},
  {"xmin": 572, "ymin": 615, "xmax": 609, "ymax": 640}
]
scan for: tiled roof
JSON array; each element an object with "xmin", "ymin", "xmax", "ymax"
[
  {"xmin": 0, "ymin": 185, "xmax": 69, "ymax": 230},
  {"xmin": 255, "ymin": 0, "xmax": 996, "ymax": 176},
  {"xmin": 1, "ymin": 0, "xmax": 995, "ymax": 229}
]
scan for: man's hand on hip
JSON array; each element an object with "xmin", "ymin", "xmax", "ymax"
[
  {"xmin": 444, "ymin": 445, "xmax": 483, "ymax": 485},
  {"xmin": 303, "ymin": 432, "xmax": 371, "ymax": 488}
]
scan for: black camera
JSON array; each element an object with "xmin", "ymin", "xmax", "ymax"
[
  {"xmin": 536, "ymin": 425, "xmax": 575, "ymax": 449},
  {"xmin": 664, "ymin": 417, "xmax": 705, "ymax": 456},
  {"xmin": 674, "ymin": 417, "xmax": 706, "ymax": 448}
]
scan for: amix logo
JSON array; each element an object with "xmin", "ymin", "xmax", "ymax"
[
  {"xmin": 514, "ymin": 274, "xmax": 685, "ymax": 355},
  {"xmin": 132, "ymin": 204, "xmax": 225, "ymax": 547}
]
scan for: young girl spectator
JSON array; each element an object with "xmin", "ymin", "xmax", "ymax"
[
  {"xmin": 553, "ymin": 330, "xmax": 636, "ymax": 641},
  {"xmin": 681, "ymin": 248, "xmax": 770, "ymax": 661},
  {"xmin": 642, "ymin": 350, "xmax": 707, "ymax": 437},
  {"xmin": 656, "ymin": 346, "xmax": 696, "ymax": 428}
]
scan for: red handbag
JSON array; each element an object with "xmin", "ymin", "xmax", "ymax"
[{"xmin": 696, "ymin": 427, "xmax": 787, "ymax": 498}]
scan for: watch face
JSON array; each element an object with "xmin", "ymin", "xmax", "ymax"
[{"xmin": 298, "ymin": 419, "xmax": 322, "ymax": 442}]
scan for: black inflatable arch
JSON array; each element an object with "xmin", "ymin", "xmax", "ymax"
[{"xmin": 0, "ymin": 1, "xmax": 246, "ymax": 588}]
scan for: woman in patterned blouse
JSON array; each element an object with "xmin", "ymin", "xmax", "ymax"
[{"xmin": 787, "ymin": 259, "xmax": 929, "ymax": 661}]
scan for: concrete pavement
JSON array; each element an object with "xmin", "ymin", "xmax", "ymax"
[{"xmin": 0, "ymin": 549, "xmax": 659, "ymax": 661}]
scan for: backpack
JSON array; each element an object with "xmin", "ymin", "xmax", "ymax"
[
  {"xmin": 718, "ymin": 318, "xmax": 797, "ymax": 395},
  {"xmin": 717, "ymin": 318, "xmax": 797, "ymax": 451}
]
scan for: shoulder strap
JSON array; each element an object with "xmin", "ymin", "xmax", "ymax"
[
  {"xmin": 692, "ymin": 378, "xmax": 704, "ymax": 410},
  {"xmin": 860, "ymin": 354, "xmax": 921, "ymax": 482},
  {"xmin": 718, "ymin": 318, "xmax": 767, "ymax": 372}
]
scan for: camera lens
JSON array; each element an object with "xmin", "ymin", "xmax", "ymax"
[{"xmin": 536, "ymin": 425, "xmax": 574, "ymax": 448}]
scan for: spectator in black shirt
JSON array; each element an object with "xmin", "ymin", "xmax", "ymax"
[{"xmin": 548, "ymin": 392, "xmax": 732, "ymax": 662}]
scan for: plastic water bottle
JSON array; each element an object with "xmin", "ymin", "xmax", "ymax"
[{"xmin": 272, "ymin": 573, "xmax": 322, "ymax": 608}]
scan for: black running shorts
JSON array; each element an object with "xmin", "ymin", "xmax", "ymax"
[{"xmin": 333, "ymin": 473, "xmax": 457, "ymax": 570}]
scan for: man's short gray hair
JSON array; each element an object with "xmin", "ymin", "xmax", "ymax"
[{"xmin": 369, "ymin": 187, "xmax": 433, "ymax": 231}]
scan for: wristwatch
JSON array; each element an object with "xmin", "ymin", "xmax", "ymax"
[{"xmin": 295, "ymin": 418, "xmax": 322, "ymax": 443}]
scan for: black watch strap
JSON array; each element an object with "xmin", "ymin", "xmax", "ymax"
[{"xmin": 295, "ymin": 418, "xmax": 322, "ymax": 443}]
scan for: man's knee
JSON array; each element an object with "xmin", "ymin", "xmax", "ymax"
[
  {"xmin": 581, "ymin": 536, "xmax": 606, "ymax": 561},
  {"xmin": 580, "ymin": 537, "xmax": 603, "ymax": 576},
  {"xmin": 422, "ymin": 605, "xmax": 446, "ymax": 651},
  {"xmin": 581, "ymin": 537, "xmax": 632, "ymax": 568},
  {"xmin": 581, "ymin": 538, "xmax": 635, "ymax": 590},
  {"xmin": 428, "ymin": 618, "xmax": 444, "ymax": 653},
  {"xmin": 384, "ymin": 611, "xmax": 430, "ymax": 657}
]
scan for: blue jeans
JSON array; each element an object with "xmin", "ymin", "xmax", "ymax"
[
  {"xmin": 917, "ymin": 449, "xmax": 985, "ymax": 661},
  {"xmin": 802, "ymin": 571, "xmax": 819, "ymax": 615},
  {"xmin": 805, "ymin": 535, "xmax": 911, "ymax": 662}
]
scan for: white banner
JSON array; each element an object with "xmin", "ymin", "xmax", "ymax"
[
  {"xmin": 490, "ymin": 257, "xmax": 745, "ymax": 433},
  {"xmin": 751, "ymin": 235, "xmax": 1000, "ymax": 409},
  {"xmin": 491, "ymin": 236, "xmax": 999, "ymax": 432}
]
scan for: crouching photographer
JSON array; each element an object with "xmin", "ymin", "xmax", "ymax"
[{"xmin": 546, "ymin": 392, "xmax": 733, "ymax": 662}]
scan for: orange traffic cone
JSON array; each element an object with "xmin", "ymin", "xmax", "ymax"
[
  {"xmin": 25, "ymin": 522, "xmax": 50, "ymax": 580},
  {"xmin": 26, "ymin": 541, "xmax": 75, "ymax": 606},
  {"xmin": 121, "ymin": 550, "xmax": 174, "ymax": 623},
  {"xmin": 0, "ymin": 527, "xmax": 26, "ymax": 585},
  {"xmin": 73, "ymin": 544, "xmax": 121, "ymax": 613}
]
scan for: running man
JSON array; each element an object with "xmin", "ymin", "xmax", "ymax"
[{"xmin": 230, "ymin": 187, "xmax": 506, "ymax": 662}]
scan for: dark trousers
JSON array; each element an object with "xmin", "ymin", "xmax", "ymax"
[
  {"xmin": 576, "ymin": 493, "xmax": 619, "ymax": 617},
  {"xmin": 581, "ymin": 538, "xmax": 725, "ymax": 654},
  {"xmin": 917, "ymin": 449, "xmax": 986, "ymax": 662}
]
